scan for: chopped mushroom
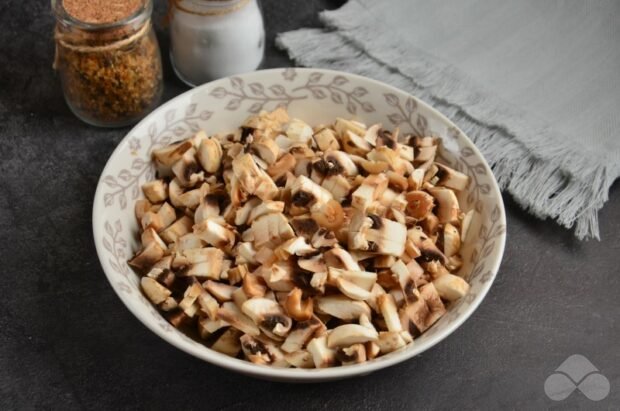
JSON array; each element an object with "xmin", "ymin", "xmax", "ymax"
[
  {"xmin": 129, "ymin": 108, "xmax": 473, "ymax": 368},
  {"xmin": 327, "ymin": 324, "xmax": 378, "ymax": 348}
]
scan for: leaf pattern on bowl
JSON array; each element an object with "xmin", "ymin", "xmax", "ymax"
[{"xmin": 96, "ymin": 68, "xmax": 505, "ymax": 350}]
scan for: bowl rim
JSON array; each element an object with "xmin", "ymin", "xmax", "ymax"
[{"xmin": 92, "ymin": 67, "xmax": 506, "ymax": 381}]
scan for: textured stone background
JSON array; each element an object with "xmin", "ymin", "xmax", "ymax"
[{"xmin": 0, "ymin": 0, "xmax": 618, "ymax": 409}]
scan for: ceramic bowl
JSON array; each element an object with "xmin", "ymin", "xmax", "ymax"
[{"xmin": 93, "ymin": 68, "xmax": 506, "ymax": 382}]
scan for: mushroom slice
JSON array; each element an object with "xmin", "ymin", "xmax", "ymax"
[
  {"xmin": 263, "ymin": 260, "xmax": 295, "ymax": 292},
  {"xmin": 404, "ymin": 283, "xmax": 446, "ymax": 334},
  {"xmin": 427, "ymin": 186, "xmax": 460, "ymax": 224},
  {"xmin": 405, "ymin": 191, "xmax": 435, "ymax": 220},
  {"xmin": 313, "ymin": 127, "xmax": 340, "ymax": 151},
  {"xmin": 227, "ymin": 264, "xmax": 249, "ymax": 286},
  {"xmin": 129, "ymin": 241, "xmax": 166, "ymax": 271},
  {"xmin": 298, "ymin": 254, "xmax": 327, "ymax": 273},
  {"xmin": 334, "ymin": 117, "xmax": 367, "ymax": 137},
  {"xmin": 366, "ymin": 283, "xmax": 387, "ymax": 313},
  {"xmin": 443, "ymin": 223, "xmax": 461, "ymax": 257},
  {"xmin": 198, "ymin": 317, "xmax": 227, "ymax": 338},
  {"xmin": 234, "ymin": 197, "xmax": 261, "ymax": 226},
  {"xmin": 327, "ymin": 267, "xmax": 377, "ymax": 291},
  {"xmin": 235, "ymin": 242, "xmax": 258, "ymax": 265},
  {"xmin": 140, "ymin": 227, "xmax": 167, "ymax": 249},
  {"xmin": 321, "ymin": 174, "xmax": 351, "ymax": 203},
  {"xmin": 242, "ymin": 298, "xmax": 293, "ymax": 338},
  {"xmin": 311, "ymin": 228, "xmax": 338, "ymax": 249},
  {"xmin": 348, "ymin": 212, "xmax": 407, "ymax": 257},
  {"xmin": 310, "ymin": 271, "xmax": 328, "ymax": 294},
  {"xmin": 204, "ymin": 280, "xmax": 237, "ymax": 302},
  {"xmin": 390, "ymin": 259, "xmax": 417, "ymax": 303},
  {"xmin": 197, "ymin": 137, "xmax": 223, "ymax": 173},
  {"xmin": 141, "ymin": 277, "xmax": 171, "ymax": 305},
  {"xmin": 335, "ymin": 278, "xmax": 371, "ymax": 301},
  {"xmin": 286, "ymin": 118, "xmax": 314, "ymax": 145},
  {"xmin": 217, "ymin": 301, "xmax": 260, "ymax": 336},
  {"xmin": 323, "ymin": 247, "xmax": 362, "ymax": 271},
  {"xmin": 243, "ymin": 272, "xmax": 267, "ymax": 298},
  {"xmin": 159, "ymin": 215, "xmax": 193, "ymax": 244},
  {"xmin": 311, "ymin": 199, "xmax": 345, "ymax": 231},
  {"xmin": 324, "ymin": 151, "xmax": 359, "ymax": 177},
  {"xmin": 281, "ymin": 316, "xmax": 323, "ymax": 353},
  {"xmin": 432, "ymin": 273, "xmax": 470, "ymax": 301},
  {"xmin": 408, "ymin": 227, "xmax": 446, "ymax": 264},
  {"xmin": 337, "ymin": 343, "xmax": 367, "ymax": 365},
  {"xmin": 197, "ymin": 290, "xmax": 219, "ymax": 320},
  {"xmin": 141, "ymin": 202, "xmax": 176, "ymax": 232},
  {"xmin": 342, "ymin": 130, "xmax": 372, "ymax": 156},
  {"xmin": 377, "ymin": 294, "xmax": 403, "ymax": 332},
  {"xmin": 194, "ymin": 189, "xmax": 222, "ymax": 224},
  {"xmin": 274, "ymin": 237, "xmax": 316, "ymax": 260},
  {"xmin": 266, "ymin": 152, "xmax": 296, "ymax": 180},
  {"xmin": 352, "ymin": 174, "xmax": 388, "ymax": 212},
  {"xmin": 251, "ymin": 135, "xmax": 280, "ymax": 165},
  {"xmin": 211, "ymin": 328, "xmax": 242, "ymax": 357},
  {"xmin": 420, "ymin": 212, "xmax": 440, "ymax": 237},
  {"xmin": 142, "ymin": 179, "xmax": 168, "ymax": 203},
  {"xmin": 232, "ymin": 153, "xmax": 278, "ymax": 201},
  {"xmin": 435, "ymin": 163, "xmax": 469, "ymax": 191},
  {"xmin": 284, "ymin": 350, "xmax": 315, "ymax": 369},
  {"xmin": 291, "ymin": 175, "xmax": 333, "ymax": 209},
  {"xmin": 376, "ymin": 331, "xmax": 409, "ymax": 354},
  {"xmin": 172, "ymin": 247, "xmax": 224, "ymax": 280},
  {"xmin": 135, "ymin": 198, "xmax": 154, "ymax": 221},
  {"xmin": 194, "ymin": 219, "xmax": 236, "ymax": 249},
  {"xmin": 363, "ymin": 124, "xmax": 381, "ymax": 146},
  {"xmin": 247, "ymin": 200, "xmax": 285, "ymax": 224},
  {"xmin": 251, "ymin": 213, "xmax": 295, "ymax": 249},
  {"xmin": 152, "ymin": 140, "xmax": 193, "ymax": 177},
  {"xmin": 408, "ymin": 168, "xmax": 426, "ymax": 191},
  {"xmin": 327, "ymin": 324, "xmax": 378, "ymax": 348},
  {"xmin": 307, "ymin": 335, "xmax": 336, "ymax": 368},
  {"xmin": 178, "ymin": 281, "xmax": 203, "ymax": 317},
  {"xmin": 240, "ymin": 334, "xmax": 272, "ymax": 365},
  {"xmin": 176, "ymin": 232, "xmax": 203, "ymax": 251},
  {"xmin": 316, "ymin": 295, "xmax": 371, "ymax": 320},
  {"xmin": 367, "ymin": 147, "xmax": 407, "ymax": 175},
  {"xmin": 366, "ymin": 341, "xmax": 381, "ymax": 360},
  {"xmin": 374, "ymin": 255, "xmax": 396, "ymax": 269},
  {"xmin": 171, "ymin": 148, "xmax": 204, "ymax": 187},
  {"xmin": 284, "ymin": 288, "xmax": 314, "ymax": 321}
]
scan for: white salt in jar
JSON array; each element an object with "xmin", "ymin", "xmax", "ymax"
[{"xmin": 170, "ymin": 0, "xmax": 265, "ymax": 86}]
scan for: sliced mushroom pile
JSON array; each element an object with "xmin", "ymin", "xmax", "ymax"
[{"xmin": 129, "ymin": 108, "xmax": 474, "ymax": 368}]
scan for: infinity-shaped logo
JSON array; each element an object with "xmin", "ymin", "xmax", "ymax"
[{"xmin": 544, "ymin": 354, "xmax": 610, "ymax": 401}]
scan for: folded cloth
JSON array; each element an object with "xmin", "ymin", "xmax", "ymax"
[{"xmin": 277, "ymin": 0, "xmax": 620, "ymax": 239}]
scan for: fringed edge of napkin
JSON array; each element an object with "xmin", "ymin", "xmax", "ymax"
[{"xmin": 277, "ymin": 27, "xmax": 620, "ymax": 240}]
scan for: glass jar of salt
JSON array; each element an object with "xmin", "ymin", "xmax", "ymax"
[{"xmin": 169, "ymin": 0, "xmax": 265, "ymax": 86}]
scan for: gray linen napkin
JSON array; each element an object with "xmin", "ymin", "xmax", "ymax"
[{"xmin": 277, "ymin": 0, "xmax": 620, "ymax": 239}]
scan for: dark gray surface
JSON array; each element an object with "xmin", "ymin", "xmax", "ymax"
[{"xmin": 1, "ymin": 0, "xmax": 618, "ymax": 409}]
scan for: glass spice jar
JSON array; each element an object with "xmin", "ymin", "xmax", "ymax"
[
  {"xmin": 169, "ymin": 0, "xmax": 265, "ymax": 86},
  {"xmin": 52, "ymin": 0, "xmax": 163, "ymax": 127}
]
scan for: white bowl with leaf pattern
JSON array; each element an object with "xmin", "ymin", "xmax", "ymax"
[{"xmin": 93, "ymin": 68, "xmax": 506, "ymax": 382}]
